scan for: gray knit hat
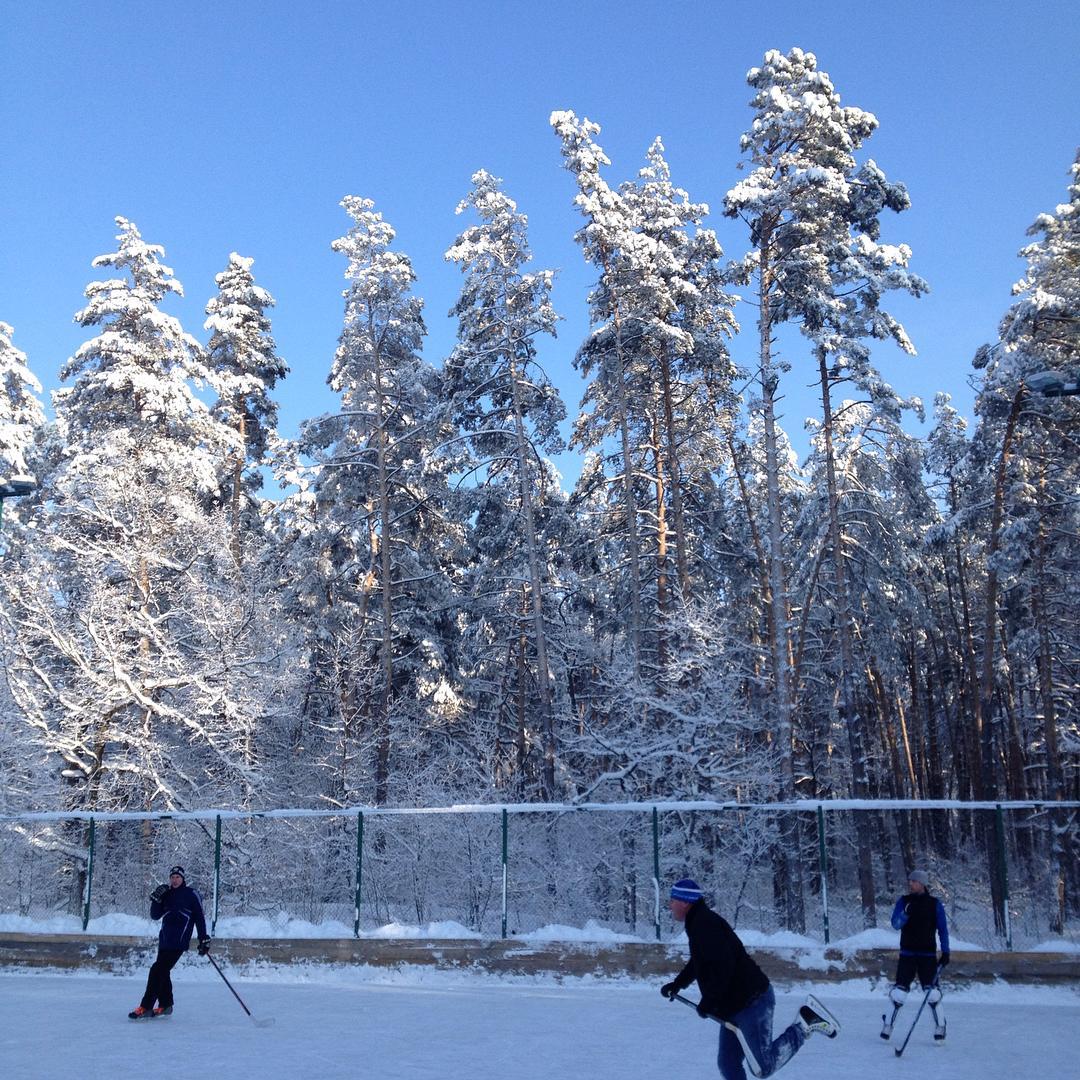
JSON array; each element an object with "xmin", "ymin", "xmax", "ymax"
[{"xmin": 908, "ymin": 869, "xmax": 929, "ymax": 886}]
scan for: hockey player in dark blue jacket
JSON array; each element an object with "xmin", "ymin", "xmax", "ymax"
[
  {"xmin": 129, "ymin": 865, "xmax": 211, "ymax": 1019},
  {"xmin": 881, "ymin": 869, "xmax": 950, "ymax": 1042}
]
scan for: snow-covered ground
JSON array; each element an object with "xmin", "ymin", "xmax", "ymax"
[
  {"xmin": 1, "ymin": 965, "xmax": 1076, "ymax": 1080},
  {"xmin": 8, "ymin": 911, "xmax": 1078, "ymax": 954}
]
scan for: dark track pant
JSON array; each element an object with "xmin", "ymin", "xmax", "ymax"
[
  {"xmin": 717, "ymin": 986, "xmax": 807, "ymax": 1080},
  {"xmin": 140, "ymin": 946, "xmax": 185, "ymax": 1010},
  {"xmin": 894, "ymin": 954, "xmax": 938, "ymax": 991}
]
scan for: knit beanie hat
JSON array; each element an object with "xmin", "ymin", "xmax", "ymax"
[
  {"xmin": 670, "ymin": 878, "xmax": 703, "ymax": 902},
  {"xmin": 169, "ymin": 865, "xmax": 186, "ymax": 882},
  {"xmin": 908, "ymin": 869, "xmax": 929, "ymax": 886}
]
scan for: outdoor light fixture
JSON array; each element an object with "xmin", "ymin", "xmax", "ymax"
[
  {"xmin": 0, "ymin": 475, "xmax": 37, "ymax": 533},
  {"xmin": 1026, "ymin": 371, "xmax": 1080, "ymax": 397},
  {"xmin": 0, "ymin": 476, "xmax": 37, "ymax": 498}
]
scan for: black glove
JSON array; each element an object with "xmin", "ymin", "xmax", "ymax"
[
  {"xmin": 197, "ymin": 937, "xmax": 211, "ymax": 956},
  {"xmin": 697, "ymin": 998, "xmax": 716, "ymax": 1019},
  {"xmin": 150, "ymin": 884, "xmax": 169, "ymax": 903},
  {"xmin": 939, "ymin": 952, "xmax": 950, "ymax": 968},
  {"xmin": 660, "ymin": 981, "xmax": 679, "ymax": 1000}
]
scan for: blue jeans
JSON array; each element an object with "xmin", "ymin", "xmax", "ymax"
[{"xmin": 716, "ymin": 986, "xmax": 806, "ymax": 1080}]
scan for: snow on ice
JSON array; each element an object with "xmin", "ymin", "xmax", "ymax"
[{"xmin": 1, "ymin": 965, "xmax": 1077, "ymax": 1080}]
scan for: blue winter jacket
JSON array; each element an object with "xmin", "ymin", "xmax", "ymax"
[
  {"xmin": 151, "ymin": 884, "xmax": 208, "ymax": 951},
  {"xmin": 891, "ymin": 892, "xmax": 949, "ymax": 956}
]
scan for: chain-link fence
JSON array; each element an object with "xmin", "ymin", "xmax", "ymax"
[{"xmin": 2, "ymin": 801, "xmax": 1077, "ymax": 949}]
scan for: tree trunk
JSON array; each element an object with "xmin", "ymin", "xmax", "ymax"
[
  {"xmin": 816, "ymin": 347, "xmax": 876, "ymax": 926},
  {"xmin": 977, "ymin": 386, "xmax": 1025, "ymax": 934},
  {"xmin": 756, "ymin": 230, "xmax": 804, "ymax": 932},
  {"xmin": 658, "ymin": 341, "xmax": 692, "ymax": 598},
  {"xmin": 373, "ymin": 332, "xmax": 393, "ymax": 808},
  {"xmin": 508, "ymin": 349, "xmax": 557, "ymax": 799}
]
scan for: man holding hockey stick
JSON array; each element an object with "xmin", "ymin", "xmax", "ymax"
[
  {"xmin": 129, "ymin": 865, "xmax": 212, "ymax": 1019},
  {"xmin": 660, "ymin": 879, "xmax": 839, "ymax": 1080},
  {"xmin": 881, "ymin": 869, "xmax": 949, "ymax": 1043}
]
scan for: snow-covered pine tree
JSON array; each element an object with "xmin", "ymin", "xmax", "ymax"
[
  {"xmin": 963, "ymin": 155, "xmax": 1080, "ymax": 931},
  {"xmin": 619, "ymin": 138, "xmax": 739, "ymax": 612},
  {"xmin": 1, "ymin": 219, "xmax": 285, "ymax": 909},
  {"xmin": 204, "ymin": 252, "xmax": 287, "ymax": 558},
  {"xmin": 289, "ymin": 197, "xmax": 461, "ymax": 809},
  {"xmin": 723, "ymin": 46, "xmax": 926, "ymax": 927},
  {"xmin": 551, "ymin": 111, "xmax": 648, "ymax": 679},
  {"xmin": 0, "ymin": 320, "xmax": 48, "ymax": 825},
  {"xmin": 0, "ymin": 321, "xmax": 45, "ymax": 489},
  {"xmin": 445, "ymin": 170, "xmax": 569, "ymax": 799},
  {"xmin": 553, "ymin": 115, "xmax": 740, "ymax": 690}
]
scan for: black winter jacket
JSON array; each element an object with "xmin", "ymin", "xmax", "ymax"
[
  {"xmin": 151, "ymin": 884, "xmax": 208, "ymax": 951},
  {"xmin": 670, "ymin": 900, "xmax": 770, "ymax": 1019}
]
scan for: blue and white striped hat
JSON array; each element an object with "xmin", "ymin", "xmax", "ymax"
[{"xmin": 670, "ymin": 878, "xmax": 703, "ymax": 902}]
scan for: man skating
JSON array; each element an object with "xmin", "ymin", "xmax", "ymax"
[
  {"xmin": 882, "ymin": 869, "xmax": 950, "ymax": 1042},
  {"xmin": 660, "ymin": 878, "xmax": 839, "ymax": 1080},
  {"xmin": 129, "ymin": 865, "xmax": 211, "ymax": 1019}
]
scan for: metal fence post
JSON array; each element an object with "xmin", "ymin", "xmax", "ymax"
[
  {"xmin": 652, "ymin": 807, "xmax": 661, "ymax": 941},
  {"xmin": 816, "ymin": 804, "xmax": 830, "ymax": 944},
  {"xmin": 81, "ymin": 817, "xmax": 95, "ymax": 931},
  {"xmin": 501, "ymin": 808, "xmax": 508, "ymax": 939},
  {"xmin": 995, "ymin": 804, "xmax": 1012, "ymax": 950},
  {"xmin": 212, "ymin": 814, "xmax": 221, "ymax": 935},
  {"xmin": 354, "ymin": 811, "xmax": 364, "ymax": 938}
]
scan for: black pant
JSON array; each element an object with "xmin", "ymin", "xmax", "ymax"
[
  {"xmin": 894, "ymin": 954, "xmax": 937, "ymax": 991},
  {"xmin": 141, "ymin": 947, "xmax": 185, "ymax": 1010}
]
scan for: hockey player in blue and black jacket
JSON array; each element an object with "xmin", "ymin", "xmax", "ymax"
[
  {"xmin": 129, "ymin": 865, "xmax": 211, "ymax": 1019},
  {"xmin": 882, "ymin": 869, "xmax": 950, "ymax": 1042}
]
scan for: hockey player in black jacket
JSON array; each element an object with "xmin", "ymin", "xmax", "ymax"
[
  {"xmin": 660, "ymin": 879, "xmax": 839, "ymax": 1080},
  {"xmin": 129, "ymin": 865, "xmax": 211, "ymax": 1019},
  {"xmin": 882, "ymin": 869, "xmax": 950, "ymax": 1041}
]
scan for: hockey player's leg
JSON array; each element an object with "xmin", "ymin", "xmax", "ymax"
[
  {"xmin": 717, "ymin": 1023, "xmax": 749, "ymax": 1080},
  {"xmin": 735, "ymin": 986, "xmax": 825, "ymax": 1078},
  {"xmin": 927, "ymin": 985, "xmax": 945, "ymax": 1041},
  {"xmin": 882, "ymin": 983, "xmax": 908, "ymax": 1039}
]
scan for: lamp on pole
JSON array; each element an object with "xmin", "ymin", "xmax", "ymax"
[
  {"xmin": 1027, "ymin": 371, "xmax": 1080, "ymax": 397},
  {"xmin": 0, "ymin": 476, "xmax": 37, "ymax": 533}
]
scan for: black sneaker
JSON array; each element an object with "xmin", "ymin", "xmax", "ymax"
[
  {"xmin": 128, "ymin": 1006, "xmax": 154, "ymax": 1020},
  {"xmin": 154, "ymin": 1005, "xmax": 173, "ymax": 1017}
]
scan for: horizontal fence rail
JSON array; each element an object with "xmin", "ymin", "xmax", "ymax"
[{"xmin": 2, "ymin": 800, "xmax": 1077, "ymax": 952}]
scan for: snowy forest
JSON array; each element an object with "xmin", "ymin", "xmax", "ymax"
[{"xmin": 1, "ymin": 49, "xmax": 1077, "ymax": 940}]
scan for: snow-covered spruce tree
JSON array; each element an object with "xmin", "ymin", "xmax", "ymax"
[
  {"xmin": 204, "ymin": 252, "xmax": 287, "ymax": 558},
  {"xmin": 288, "ymin": 197, "xmax": 462, "ymax": 809},
  {"xmin": 0, "ymin": 219, "xmax": 285, "ymax": 910},
  {"xmin": 724, "ymin": 46, "xmax": 925, "ymax": 927},
  {"xmin": 445, "ymin": 170, "xmax": 570, "ymax": 799}
]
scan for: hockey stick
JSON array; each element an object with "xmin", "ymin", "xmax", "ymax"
[
  {"xmin": 671, "ymin": 993, "xmax": 764, "ymax": 1078},
  {"xmin": 205, "ymin": 951, "xmax": 275, "ymax": 1028},
  {"xmin": 893, "ymin": 966, "xmax": 942, "ymax": 1058}
]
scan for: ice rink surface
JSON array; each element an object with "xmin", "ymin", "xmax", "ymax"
[{"xmin": 1, "ymin": 967, "xmax": 1077, "ymax": 1080}]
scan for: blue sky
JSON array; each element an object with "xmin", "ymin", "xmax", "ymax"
[{"xmin": 3, "ymin": 1, "xmax": 1078, "ymax": 488}]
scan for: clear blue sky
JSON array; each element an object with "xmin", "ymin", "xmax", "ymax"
[{"xmin": 3, "ymin": 1, "xmax": 1078, "ymax": 487}]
